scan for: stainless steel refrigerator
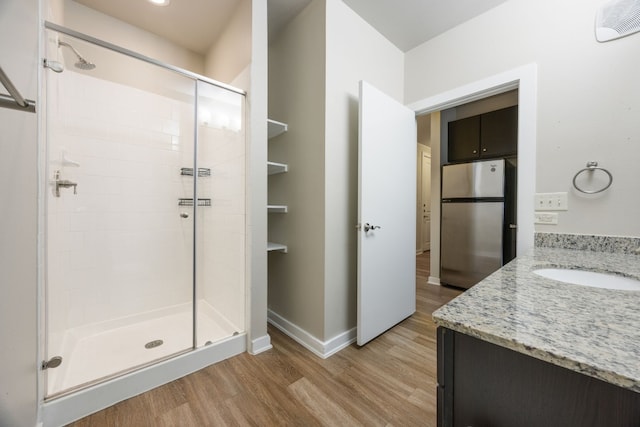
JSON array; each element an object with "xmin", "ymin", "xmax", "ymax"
[{"xmin": 440, "ymin": 159, "xmax": 516, "ymax": 289}]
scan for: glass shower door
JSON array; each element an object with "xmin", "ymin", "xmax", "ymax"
[
  {"xmin": 194, "ymin": 80, "xmax": 246, "ymax": 347},
  {"xmin": 44, "ymin": 31, "xmax": 197, "ymax": 397}
]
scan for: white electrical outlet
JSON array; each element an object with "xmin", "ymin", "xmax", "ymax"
[
  {"xmin": 534, "ymin": 192, "xmax": 568, "ymax": 211},
  {"xmin": 535, "ymin": 212, "xmax": 559, "ymax": 225}
]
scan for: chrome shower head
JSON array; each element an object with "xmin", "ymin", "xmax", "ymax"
[
  {"xmin": 74, "ymin": 58, "xmax": 96, "ymax": 71},
  {"xmin": 58, "ymin": 41, "xmax": 96, "ymax": 71}
]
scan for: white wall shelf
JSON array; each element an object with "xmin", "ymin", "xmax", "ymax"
[
  {"xmin": 267, "ymin": 242, "xmax": 288, "ymax": 253},
  {"xmin": 268, "ymin": 118, "xmax": 288, "ymax": 255},
  {"xmin": 267, "ymin": 119, "xmax": 288, "ymax": 139},
  {"xmin": 267, "ymin": 161, "xmax": 288, "ymax": 175},
  {"xmin": 267, "ymin": 205, "xmax": 288, "ymax": 213}
]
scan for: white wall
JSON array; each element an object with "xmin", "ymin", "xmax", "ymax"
[
  {"xmin": 0, "ymin": 0, "xmax": 38, "ymax": 425},
  {"xmin": 406, "ymin": 0, "xmax": 640, "ymax": 237},
  {"xmin": 248, "ymin": 0, "xmax": 270, "ymax": 353},
  {"xmin": 204, "ymin": 0, "xmax": 252, "ymax": 85},
  {"xmin": 324, "ymin": 0, "xmax": 404, "ymax": 339}
]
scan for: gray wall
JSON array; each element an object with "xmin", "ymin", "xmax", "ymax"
[
  {"xmin": 267, "ymin": 0, "xmax": 405, "ymax": 345},
  {"xmin": 268, "ymin": 0, "xmax": 327, "ymax": 339},
  {"xmin": 0, "ymin": 0, "xmax": 38, "ymax": 425}
]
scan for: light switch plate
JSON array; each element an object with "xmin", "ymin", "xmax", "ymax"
[
  {"xmin": 535, "ymin": 192, "xmax": 568, "ymax": 211},
  {"xmin": 535, "ymin": 212, "xmax": 559, "ymax": 225}
]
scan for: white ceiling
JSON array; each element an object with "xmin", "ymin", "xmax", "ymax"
[
  {"xmin": 342, "ymin": 0, "xmax": 508, "ymax": 52},
  {"xmin": 74, "ymin": 0, "xmax": 508, "ymax": 55}
]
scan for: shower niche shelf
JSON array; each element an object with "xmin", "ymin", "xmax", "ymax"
[{"xmin": 268, "ymin": 118, "xmax": 288, "ymax": 254}]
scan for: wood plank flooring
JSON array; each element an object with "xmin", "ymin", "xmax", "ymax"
[{"xmin": 69, "ymin": 252, "xmax": 461, "ymax": 426}]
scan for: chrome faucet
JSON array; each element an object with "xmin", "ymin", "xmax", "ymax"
[{"xmin": 53, "ymin": 170, "xmax": 77, "ymax": 197}]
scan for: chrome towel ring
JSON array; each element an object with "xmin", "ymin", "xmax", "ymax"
[{"xmin": 572, "ymin": 161, "xmax": 613, "ymax": 194}]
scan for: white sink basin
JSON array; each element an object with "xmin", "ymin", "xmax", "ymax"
[{"xmin": 533, "ymin": 268, "xmax": 640, "ymax": 291}]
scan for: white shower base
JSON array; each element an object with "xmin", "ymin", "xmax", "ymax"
[{"xmin": 46, "ymin": 300, "xmax": 241, "ymax": 397}]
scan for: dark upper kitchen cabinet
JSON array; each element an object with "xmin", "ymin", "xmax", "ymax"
[
  {"xmin": 447, "ymin": 106, "xmax": 518, "ymax": 162},
  {"xmin": 447, "ymin": 116, "xmax": 480, "ymax": 162},
  {"xmin": 480, "ymin": 106, "xmax": 518, "ymax": 158}
]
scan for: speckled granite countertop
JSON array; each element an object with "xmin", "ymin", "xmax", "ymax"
[{"xmin": 433, "ymin": 245, "xmax": 640, "ymax": 393}]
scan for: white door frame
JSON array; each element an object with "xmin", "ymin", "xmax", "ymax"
[{"xmin": 407, "ymin": 63, "xmax": 537, "ymax": 284}]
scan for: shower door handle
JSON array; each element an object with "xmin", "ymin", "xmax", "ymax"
[{"xmin": 180, "ymin": 212, "xmax": 189, "ymax": 218}]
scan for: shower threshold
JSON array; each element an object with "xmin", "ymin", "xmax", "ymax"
[
  {"xmin": 43, "ymin": 332, "xmax": 245, "ymax": 427},
  {"xmin": 46, "ymin": 299, "xmax": 241, "ymax": 398}
]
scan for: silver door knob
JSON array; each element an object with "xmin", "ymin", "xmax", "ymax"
[
  {"xmin": 364, "ymin": 223, "xmax": 381, "ymax": 232},
  {"xmin": 180, "ymin": 212, "xmax": 189, "ymax": 218}
]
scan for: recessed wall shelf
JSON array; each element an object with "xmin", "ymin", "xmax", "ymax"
[
  {"xmin": 267, "ymin": 161, "xmax": 288, "ymax": 175},
  {"xmin": 267, "ymin": 242, "xmax": 288, "ymax": 253},
  {"xmin": 268, "ymin": 118, "xmax": 289, "ymax": 255},
  {"xmin": 267, "ymin": 205, "xmax": 288, "ymax": 213},
  {"xmin": 267, "ymin": 119, "xmax": 288, "ymax": 139}
]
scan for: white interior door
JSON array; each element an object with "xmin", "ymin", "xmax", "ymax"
[
  {"xmin": 422, "ymin": 152, "xmax": 431, "ymax": 251},
  {"xmin": 357, "ymin": 81, "xmax": 416, "ymax": 345}
]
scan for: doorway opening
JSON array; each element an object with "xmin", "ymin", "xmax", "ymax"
[
  {"xmin": 416, "ymin": 115, "xmax": 431, "ymax": 255},
  {"xmin": 410, "ymin": 64, "xmax": 537, "ymax": 287}
]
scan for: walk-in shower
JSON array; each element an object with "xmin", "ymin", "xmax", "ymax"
[{"xmin": 41, "ymin": 22, "xmax": 247, "ymax": 419}]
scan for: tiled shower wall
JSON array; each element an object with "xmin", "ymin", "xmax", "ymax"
[{"xmin": 46, "ymin": 70, "xmax": 245, "ymax": 351}]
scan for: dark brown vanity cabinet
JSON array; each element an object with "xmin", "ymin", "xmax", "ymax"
[
  {"xmin": 447, "ymin": 106, "xmax": 518, "ymax": 162},
  {"xmin": 437, "ymin": 327, "xmax": 640, "ymax": 427}
]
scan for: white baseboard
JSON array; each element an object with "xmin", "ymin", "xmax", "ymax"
[
  {"xmin": 249, "ymin": 334, "xmax": 273, "ymax": 355},
  {"xmin": 267, "ymin": 309, "xmax": 356, "ymax": 359},
  {"xmin": 428, "ymin": 276, "xmax": 441, "ymax": 286}
]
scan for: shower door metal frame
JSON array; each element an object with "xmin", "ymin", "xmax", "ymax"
[{"xmin": 44, "ymin": 22, "xmax": 246, "ymax": 97}]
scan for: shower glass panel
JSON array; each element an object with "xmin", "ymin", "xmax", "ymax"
[
  {"xmin": 44, "ymin": 31, "xmax": 197, "ymax": 397},
  {"xmin": 195, "ymin": 81, "xmax": 246, "ymax": 347}
]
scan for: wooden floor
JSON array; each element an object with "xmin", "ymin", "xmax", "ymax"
[{"xmin": 70, "ymin": 252, "xmax": 461, "ymax": 426}]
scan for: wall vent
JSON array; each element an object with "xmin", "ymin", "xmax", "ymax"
[{"xmin": 596, "ymin": 0, "xmax": 640, "ymax": 42}]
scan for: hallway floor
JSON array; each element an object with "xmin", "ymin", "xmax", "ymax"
[{"xmin": 70, "ymin": 252, "xmax": 462, "ymax": 426}]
